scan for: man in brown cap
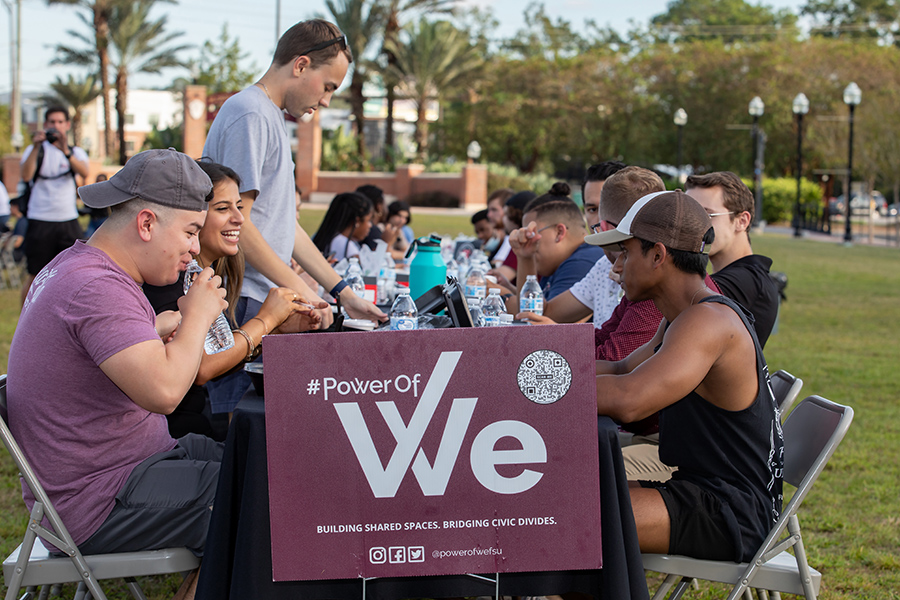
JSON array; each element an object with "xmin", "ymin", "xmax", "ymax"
[
  {"xmin": 8, "ymin": 150, "xmax": 227, "ymax": 594},
  {"xmin": 590, "ymin": 190, "xmax": 784, "ymax": 564}
]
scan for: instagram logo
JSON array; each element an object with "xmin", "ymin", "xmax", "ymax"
[{"xmin": 369, "ymin": 547, "xmax": 386, "ymax": 564}]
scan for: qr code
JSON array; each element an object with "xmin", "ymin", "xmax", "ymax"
[{"xmin": 516, "ymin": 350, "xmax": 572, "ymax": 405}]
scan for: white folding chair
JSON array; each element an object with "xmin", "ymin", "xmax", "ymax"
[
  {"xmin": 643, "ymin": 395, "xmax": 854, "ymax": 600},
  {"xmin": 770, "ymin": 369, "xmax": 803, "ymax": 419},
  {"xmin": 0, "ymin": 375, "xmax": 200, "ymax": 600}
]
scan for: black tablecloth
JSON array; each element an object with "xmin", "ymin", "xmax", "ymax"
[{"xmin": 196, "ymin": 396, "xmax": 649, "ymax": 600}]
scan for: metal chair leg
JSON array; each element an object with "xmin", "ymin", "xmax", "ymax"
[
  {"xmin": 667, "ymin": 577, "xmax": 693, "ymax": 600},
  {"xmin": 124, "ymin": 577, "xmax": 148, "ymax": 600},
  {"xmin": 650, "ymin": 573, "xmax": 680, "ymax": 600}
]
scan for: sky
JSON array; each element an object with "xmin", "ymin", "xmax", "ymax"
[{"xmin": 3, "ymin": 0, "xmax": 804, "ymax": 97}]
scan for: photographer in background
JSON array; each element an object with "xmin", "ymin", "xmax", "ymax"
[{"xmin": 19, "ymin": 106, "xmax": 89, "ymax": 306}]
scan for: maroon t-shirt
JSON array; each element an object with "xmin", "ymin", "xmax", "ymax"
[{"xmin": 8, "ymin": 241, "xmax": 176, "ymax": 546}]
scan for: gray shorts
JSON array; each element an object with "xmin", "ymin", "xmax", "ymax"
[{"xmin": 78, "ymin": 434, "xmax": 223, "ymax": 557}]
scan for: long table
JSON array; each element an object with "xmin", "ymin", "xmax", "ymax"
[{"xmin": 195, "ymin": 394, "xmax": 649, "ymax": 600}]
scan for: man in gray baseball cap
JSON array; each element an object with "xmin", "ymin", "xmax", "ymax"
[
  {"xmin": 591, "ymin": 189, "xmax": 784, "ymax": 565},
  {"xmin": 79, "ymin": 147, "xmax": 213, "ymax": 212},
  {"xmin": 8, "ymin": 148, "xmax": 227, "ymax": 595}
]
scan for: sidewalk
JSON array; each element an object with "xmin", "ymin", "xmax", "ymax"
[{"xmin": 763, "ymin": 224, "xmax": 900, "ymax": 248}]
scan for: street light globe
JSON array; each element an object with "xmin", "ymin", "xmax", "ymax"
[
  {"xmin": 466, "ymin": 140, "xmax": 482, "ymax": 161},
  {"xmin": 748, "ymin": 96, "xmax": 765, "ymax": 117},
  {"xmin": 843, "ymin": 82, "xmax": 862, "ymax": 106},
  {"xmin": 673, "ymin": 108, "xmax": 688, "ymax": 126},
  {"xmin": 792, "ymin": 93, "xmax": 810, "ymax": 115}
]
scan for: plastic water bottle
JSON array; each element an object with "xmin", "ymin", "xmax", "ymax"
[
  {"xmin": 520, "ymin": 274, "xmax": 545, "ymax": 316},
  {"xmin": 345, "ymin": 257, "xmax": 365, "ymax": 298},
  {"xmin": 390, "ymin": 290, "xmax": 418, "ymax": 330},
  {"xmin": 465, "ymin": 265, "xmax": 487, "ymax": 302},
  {"xmin": 467, "ymin": 297, "xmax": 486, "ymax": 327},
  {"xmin": 183, "ymin": 260, "xmax": 235, "ymax": 355},
  {"xmin": 471, "ymin": 249, "xmax": 492, "ymax": 275},
  {"xmin": 445, "ymin": 256, "xmax": 459, "ymax": 283},
  {"xmin": 376, "ymin": 255, "xmax": 395, "ymax": 304},
  {"xmin": 456, "ymin": 252, "xmax": 470, "ymax": 281},
  {"xmin": 482, "ymin": 290, "xmax": 507, "ymax": 326}
]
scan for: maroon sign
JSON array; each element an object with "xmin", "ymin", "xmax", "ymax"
[{"xmin": 264, "ymin": 324, "xmax": 601, "ymax": 581}]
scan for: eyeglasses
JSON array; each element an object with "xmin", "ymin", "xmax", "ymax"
[
  {"xmin": 536, "ymin": 223, "xmax": 557, "ymax": 234},
  {"xmin": 707, "ymin": 211, "xmax": 734, "ymax": 218},
  {"xmin": 300, "ymin": 36, "xmax": 347, "ymax": 57},
  {"xmin": 589, "ymin": 220, "xmax": 618, "ymax": 233}
]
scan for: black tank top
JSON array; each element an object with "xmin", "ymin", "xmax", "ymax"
[{"xmin": 658, "ymin": 294, "xmax": 784, "ymax": 562}]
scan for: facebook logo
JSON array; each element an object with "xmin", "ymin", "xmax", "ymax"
[{"xmin": 388, "ymin": 546, "xmax": 406, "ymax": 563}]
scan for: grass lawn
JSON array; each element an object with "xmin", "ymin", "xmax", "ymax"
[{"xmin": 1, "ymin": 218, "xmax": 898, "ymax": 598}]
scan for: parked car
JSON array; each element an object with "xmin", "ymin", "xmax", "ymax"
[{"xmin": 832, "ymin": 192, "xmax": 888, "ymax": 216}]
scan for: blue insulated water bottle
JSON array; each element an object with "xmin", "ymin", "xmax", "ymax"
[{"xmin": 408, "ymin": 235, "xmax": 447, "ymax": 301}]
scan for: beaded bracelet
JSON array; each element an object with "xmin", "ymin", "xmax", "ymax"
[{"xmin": 233, "ymin": 328, "xmax": 256, "ymax": 362}]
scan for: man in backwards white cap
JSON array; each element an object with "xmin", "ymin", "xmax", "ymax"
[
  {"xmin": 589, "ymin": 190, "xmax": 784, "ymax": 564},
  {"xmin": 8, "ymin": 149, "xmax": 226, "ymax": 592}
]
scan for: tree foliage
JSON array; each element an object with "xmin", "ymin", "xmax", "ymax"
[
  {"xmin": 650, "ymin": 0, "xmax": 799, "ymax": 42},
  {"xmin": 802, "ymin": 0, "xmax": 900, "ymax": 43},
  {"xmin": 41, "ymin": 74, "xmax": 102, "ymax": 147},
  {"xmin": 107, "ymin": 0, "xmax": 190, "ymax": 164},
  {"xmin": 191, "ymin": 24, "xmax": 259, "ymax": 94},
  {"xmin": 324, "ymin": 0, "xmax": 386, "ymax": 169},
  {"xmin": 384, "ymin": 18, "xmax": 482, "ymax": 161}
]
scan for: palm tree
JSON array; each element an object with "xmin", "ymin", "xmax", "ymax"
[
  {"xmin": 107, "ymin": 0, "xmax": 190, "ymax": 164},
  {"xmin": 324, "ymin": 0, "xmax": 385, "ymax": 170},
  {"xmin": 381, "ymin": 0, "xmax": 458, "ymax": 167},
  {"xmin": 384, "ymin": 18, "xmax": 482, "ymax": 162},
  {"xmin": 49, "ymin": 0, "xmax": 131, "ymax": 160},
  {"xmin": 41, "ymin": 74, "xmax": 102, "ymax": 148}
]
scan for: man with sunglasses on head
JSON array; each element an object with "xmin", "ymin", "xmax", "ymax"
[
  {"xmin": 204, "ymin": 20, "xmax": 385, "ymax": 415},
  {"xmin": 685, "ymin": 172, "xmax": 779, "ymax": 347}
]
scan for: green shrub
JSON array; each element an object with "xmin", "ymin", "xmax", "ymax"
[
  {"xmin": 745, "ymin": 177, "xmax": 822, "ymax": 224},
  {"xmin": 321, "ymin": 125, "xmax": 364, "ymax": 171},
  {"xmin": 661, "ymin": 176, "xmax": 821, "ymax": 224},
  {"xmin": 484, "ymin": 163, "xmax": 555, "ymax": 196}
]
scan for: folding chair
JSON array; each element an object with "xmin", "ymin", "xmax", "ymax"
[
  {"xmin": 770, "ymin": 370, "xmax": 803, "ymax": 418},
  {"xmin": 0, "ymin": 232, "xmax": 12, "ymax": 290},
  {"xmin": 0, "ymin": 232, "xmax": 24, "ymax": 289},
  {"xmin": 0, "ymin": 375, "xmax": 200, "ymax": 600},
  {"xmin": 643, "ymin": 395, "xmax": 854, "ymax": 600}
]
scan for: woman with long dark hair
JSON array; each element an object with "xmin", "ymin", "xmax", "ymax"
[
  {"xmin": 144, "ymin": 160, "xmax": 320, "ymax": 436},
  {"xmin": 312, "ymin": 192, "xmax": 374, "ymax": 261}
]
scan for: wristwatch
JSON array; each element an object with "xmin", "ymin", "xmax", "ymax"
[{"xmin": 64, "ymin": 151, "xmax": 73, "ymax": 159}]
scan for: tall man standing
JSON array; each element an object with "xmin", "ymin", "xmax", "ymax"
[
  {"xmin": 19, "ymin": 106, "xmax": 89, "ymax": 305},
  {"xmin": 204, "ymin": 20, "xmax": 385, "ymax": 413}
]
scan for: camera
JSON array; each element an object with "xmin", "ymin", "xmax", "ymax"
[{"xmin": 44, "ymin": 128, "xmax": 59, "ymax": 143}]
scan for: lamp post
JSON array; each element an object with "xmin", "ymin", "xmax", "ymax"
[
  {"xmin": 843, "ymin": 82, "xmax": 861, "ymax": 244},
  {"xmin": 673, "ymin": 108, "xmax": 687, "ymax": 184},
  {"xmin": 466, "ymin": 140, "xmax": 482, "ymax": 164},
  {"xmin": 748, "ymin": 96, "xmax": 765, "ymax": 227},
  {"xmin": 792, "ymin": 93, "xmax": 809, "ymax": 238}
]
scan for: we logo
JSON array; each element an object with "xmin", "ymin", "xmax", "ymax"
[{"xmin": 334, "ymin": 352, "xmax": 547, "ymax": 498}]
